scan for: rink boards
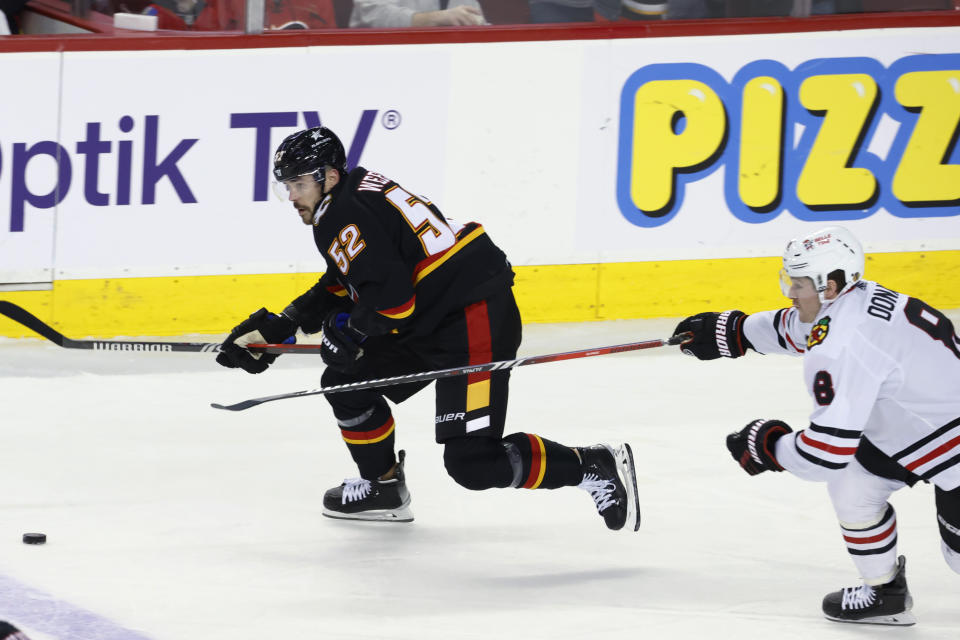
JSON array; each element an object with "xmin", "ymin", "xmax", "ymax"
[{"xmin": 1, "ymin": 27, "xmax": 959, "ymax": 336}]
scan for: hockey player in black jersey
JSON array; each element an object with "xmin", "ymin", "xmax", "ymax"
[{"xmin": 215, "ymin": 126, "xmax": 640, "ymax": 531}]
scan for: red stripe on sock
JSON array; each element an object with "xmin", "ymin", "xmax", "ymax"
[
  {"xmin": 843, "ymin": 520, "xmax": 896, "ymax": 545},
  {"xmin": 341, "ymin": 417, "xmax": 395, "ymax": 443},
  {"xmin": 522, "ymin": 434, "xmax": 546, "ymax": 489}
]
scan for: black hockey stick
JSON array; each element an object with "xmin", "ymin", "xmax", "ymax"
[
  {"xmin": 0, "ymin": 301, "xmax": 321, "ymax": 355},
  {"xmin": 211, "ymin": 332, "xmax": 693, "ymax": 411}
]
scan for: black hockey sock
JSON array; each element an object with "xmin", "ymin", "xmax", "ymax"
[
  {"xmin": 335, "ymin": 400, "xmax": 397, "ymax": 480},
  {"xmin": 503, "ymin": 433, "xmax": 582, "ymax": 489}
]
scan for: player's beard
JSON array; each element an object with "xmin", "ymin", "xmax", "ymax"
[
  {"xmin": 298, "ymin": 206, "xmax": 313, "ymax": 225},
  {"xmin": 295, "ymin": 200, "xmax": 316, "ymax": 225}
]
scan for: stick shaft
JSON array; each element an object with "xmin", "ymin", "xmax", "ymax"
[
  {"xmin": 211, "ymin": 332, "xmax": 691, "ymax": 412},
  {"xmin": 0, "ymin": 301, "xmax": 316, "ymax": 354}
]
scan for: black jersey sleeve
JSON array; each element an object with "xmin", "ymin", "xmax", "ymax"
[{"xmin": 286, "ymin": 271, "xmax": 351, "ymax": 334}]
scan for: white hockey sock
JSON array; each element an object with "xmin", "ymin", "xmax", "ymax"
[{"xmin": 840, "ymin": 503, "xmax": 899, "ymax": 585}]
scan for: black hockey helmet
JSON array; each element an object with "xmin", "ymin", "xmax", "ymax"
[{"xmin": 272, "ymin": 126, "xmax": 348, "ymax": 186}]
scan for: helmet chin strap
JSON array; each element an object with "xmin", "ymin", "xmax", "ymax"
[
  {"xmin": 322, "ymin": 167, "xmax": 344, "ymax": 196},
  {"xmin": 815, "ymin": 277, "xmax": 831, "ymax": 304},
  {"xmin": 817, "ymin": 279, "xmax": 849, "ymax": 305},
  {"xmin": 314, "ymin": 166, "xmax": 328, "ymax": 192}
]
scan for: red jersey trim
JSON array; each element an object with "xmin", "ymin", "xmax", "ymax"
[{"xmin": 378, "ymin": 296, "xmax": 416, "ymax": 320}]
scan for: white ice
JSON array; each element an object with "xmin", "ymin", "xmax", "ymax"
[{"xmin": 1, "ymin": 318, "xmax": 958, "ymax": 639}]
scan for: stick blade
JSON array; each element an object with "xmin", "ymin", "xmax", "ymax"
[
  {"xmin": 210, "ymin": 401, "xmax": 262, "ymax": 412},
  {"xmin": 210, "ymin": 388, "xmax": 313, "ymax": 411}
]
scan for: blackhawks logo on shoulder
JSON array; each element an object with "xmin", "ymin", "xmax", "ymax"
[{"xmin": 807, "ymin": 316, "xmax": 831, "ymax": 349}]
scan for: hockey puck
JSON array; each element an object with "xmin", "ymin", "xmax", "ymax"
[{"xmin": 22, "ymin": 533, "xmax": 46, "ymax": 545}]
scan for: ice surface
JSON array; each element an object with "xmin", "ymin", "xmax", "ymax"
[{"xmin": 1, "ymin": 318, "xmax": 958, "ymax": 639}]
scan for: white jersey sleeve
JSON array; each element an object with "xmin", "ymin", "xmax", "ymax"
[
  {"xmin": 774, "ymin": 280, "xmax": 960, "ymax": 490},
  {"xmin": 743, "ymin": 307, "xmax": 809, "ymax": 356}
]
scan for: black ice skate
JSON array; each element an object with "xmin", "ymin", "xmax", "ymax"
[
  {"xmin": 822, "ymin": 555, "xmax": 915, "ymax": 626},
  {"xmin": 322, "ymin": 450, "xmax": 413, "ymax": 523},
  {"xmin": 577, "ymin": 443, "xmax": 640, "ymax": 532}
]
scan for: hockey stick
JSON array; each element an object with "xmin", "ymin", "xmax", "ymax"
[
  {"xmin": 0, "ymin": 300, "xmax": 320, "ymax": 355},
  {"xmin": 211, "ymin": 332, "xmax": 692, "ymax": 412}
]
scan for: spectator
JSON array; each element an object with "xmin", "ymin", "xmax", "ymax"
[
  {"xmin": 261, "ymin": 0, "xmax": 339, "ymax": 29},
  {"xmin": 730, "ymin": 0, "xmax": 840, "ymax": 14},
  {"xmin": 112, "ymin": 0, "xmax": 338, "ymax": 31},
  {"xmin": 527, "ymin": 1, "xmax": 666, "ymax": 23},
  {"xmin": 0, "ymin": 0, "xmax": 27, "ymax": 33},
  {"xmin": 350, "ymin": 0, "xmax": 486, "ymax": 27},
  {"xmin": 620, "ymin": 0, "xmax": 667, "ymax": 18},
  {"xmin": 477, "ymin": 0, "xmax": 530, "ymax": 23},
  {"xmin": 528, "ymin": 1, "xmax": 628, "ymax": 21},
  {"xmin": 665, "ymin": 0, "xmax": 723, "ymax": 17},
  {"xmin": 528, "ymin": 0, "xmax": 596, "ymax": 21},
  {"xmin": 668, "ymin": 0, "xmax": 861, "ymax": 17}
]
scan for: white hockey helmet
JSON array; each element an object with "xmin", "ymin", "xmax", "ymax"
[{"xmin": 780, "ymin": 226, "xmax": 865, "ymax": 302}]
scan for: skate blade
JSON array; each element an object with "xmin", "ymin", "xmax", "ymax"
[
  {"xmin": 615, "ymin": 443, "xmax": 641, "ymax": 532},
  {"xmin": 322, "ymin": 505, "xmax": 414, "ymax": 523},
  {"xmin": 824, "ymin": 611, "xmax": 916, "ymax": 626}
]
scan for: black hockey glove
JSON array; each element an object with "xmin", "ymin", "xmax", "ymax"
[
  {"xmin": 216, "ymin": 308, "xmax": 297, "ymax": 374},
  {"xmin": 321, "ymin": 311, "xmax": 366, "ymax": 373},
  {"xmin": 726, "ymin": 419, "xmax": 793, "ymax": 476},
  {"xmin": 674, "ymin": 310, "xmax": 752, "ymax": 360}
]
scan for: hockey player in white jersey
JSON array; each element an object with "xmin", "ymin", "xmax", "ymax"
[{"xmin": 673, "ymin": 226, "xmax": 960, "ymax": 626}]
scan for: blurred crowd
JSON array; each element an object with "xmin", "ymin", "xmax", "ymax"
[{"xmin": 3, "ymin": 0, "xmax": 952, "ymax": 36}]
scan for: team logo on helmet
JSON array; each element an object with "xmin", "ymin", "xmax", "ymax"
[
  {"xmin": 803, "ymin": 233, "xmax": 832, "ymax": 252},
  {"xmin": 275, "ymin": 150, "xmax": 284, "ymax": 164},
  {"xmin": 807, "ymin": 316, "xmax": 831, "ymax": 349}
]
